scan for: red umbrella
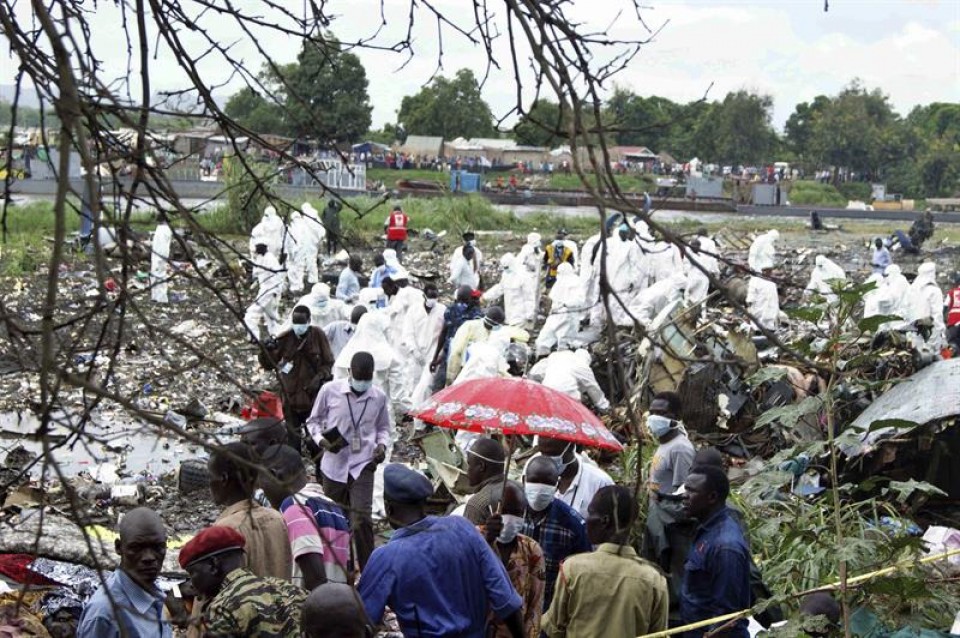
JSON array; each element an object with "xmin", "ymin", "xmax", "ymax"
[{"xmin": 411, "ymin": 377, "xmax": 623, "ymax": 452}]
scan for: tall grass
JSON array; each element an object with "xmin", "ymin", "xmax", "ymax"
[{"xmin": 787, "ymin": 181, "xmax": 848, "ymax": 207}]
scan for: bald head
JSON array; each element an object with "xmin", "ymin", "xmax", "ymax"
[
  {"xmin": 525, "ymin": 456, "xmax": 559, "ymax": 486},
  {"xmin": 302, "ymin": 583, "xmax": 369, "ymax": 638},
  {"xmin": 118, "ymin": 507, "xmax": 165, "ymax": 540}
]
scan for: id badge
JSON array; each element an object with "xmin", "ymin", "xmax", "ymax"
[
  {"xmin": 280, "ymin": 361, "xmax": 293, "ymax": 375},
  {"xmin": 351, "ymin": 435, "xmax": 361, "ymax": 453}
]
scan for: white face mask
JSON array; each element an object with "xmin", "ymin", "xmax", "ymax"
[
  {"xmin": 292, "ymin": 323, "xmax": 309, "ymax": 337},
  {"xmin": 350, "ymin": 378, "xmax": 373, "ymax": 393},
  {"xmin": 546, "ymin": 443, "xmax": 572, "ymax": 474},
  {"xmin": 647, "ymin": 414, "xmax": 674, "ymax": 439},
  {"xmin": 524, "ymin": 482, "xmax": 556, "ymax": 512},
  {"xmin": 498, "ymin": 514, "xmax": 524, "ymax": 544}
]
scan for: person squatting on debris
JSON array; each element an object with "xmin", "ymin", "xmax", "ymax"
[
  {"xmin": 244, "ymin": 242, "xmax": 285, "ymax": 342},
  {"xmin": 805, "ymin": 255, "xmax": 846, "ymax": 304},
  {"xmin": 527, "ymin": 349, "xmax": 610, "ymax": 415},
  {"xmin": 77, "ymin": 508, "xmax": 173, "ymax": 638},
  {"xmin": 259, "ymin": 305, "xmax": 335, "ymax": 453},
  {"xmin": 905, "ymin": 261, "xmax": 947, "ymax": 351},
  {"xmin": 542, "ymin": 485, "xmax": 669, "ymax": 638},
  {"xmin": 871, "ymin": 237, "xmax": 893, "ymax": 275},
  {"xmin": 149, "ymin": 218, "xmax": 172, "ymax": 304},
  {"xmin": 259, "ymin": 444, "xmax": 351, "ymax": 587},
  {"xmin": 359, "ymin": 464, "xmax": 527, "ymax": 638},
  {"xmin": 308, "ymin": 351, "xmax": 390, "ymax": 570},
  {"xmin": 384, "ymin": 204, "xmax": 409, "ymax": 261},
  {"xmin": 179, "ymin": 526, "xmax": 305, "ymax": 637}
]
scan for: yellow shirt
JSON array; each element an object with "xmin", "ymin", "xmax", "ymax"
[{"xmin": 542, "ymin": 543, "xmax": 669, "ymax": 638}]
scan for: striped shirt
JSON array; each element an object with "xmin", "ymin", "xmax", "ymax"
[{"xmin": 280, "ymin": 483, "xmax": 350, "ymax": 585}]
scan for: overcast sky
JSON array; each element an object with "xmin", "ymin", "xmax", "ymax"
[{"xmin": 2, "ymin": 0, "xmax": 958, "ymax": 131}]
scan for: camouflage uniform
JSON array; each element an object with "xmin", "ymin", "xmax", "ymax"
[{"xmin": 202, "ymin": 568, "xmax": 305, "ymax": 637}]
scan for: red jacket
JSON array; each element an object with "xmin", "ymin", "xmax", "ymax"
[
  {"xmin": 947, "ymin": 286, "xmax": 960, "ymax": 327},
  {"xmin": 386, "ymin": 211, "xmax": 409, "ymax": 241}
]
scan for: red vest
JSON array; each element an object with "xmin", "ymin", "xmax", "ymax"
[
  {"xmin": 947, "ymin": 286, "xmax": 960, "ymax": 327},
  {"xmin": 386, "ymin": 211, "xmax": 409, "ymax": 241}
]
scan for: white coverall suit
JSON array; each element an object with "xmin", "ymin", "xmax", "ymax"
[
  {"xmin": 536, "ymin": 262, "xmax": 586, "ymax": 356},
  {"xmin": 249, "ymin": 206, "xmax": 284, "ymax": 259},
  {"xmin": 528, "ymin": 349, "xmax": 610, "ymax": 410},
  {"xmin": 748, "ymin": 230, "xmax": 779, "ymax": 272},
  {"xmin": 150, "ymin": 222, "xmax": 172, "ymax": 303},
  {"xmin": 483, "ymin": 253, "xmax": 533, "ymax": 327},
  {"xmin": 905, "ymin": 262, "xmax": 946, "ymax": 350},
  {"xmin": 244, "ymin": 251, "xmax": 284, "ymax": 340}
]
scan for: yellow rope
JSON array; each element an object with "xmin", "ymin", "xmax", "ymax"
[{"xmin": 636, "ymin": 547, "xmax": 960, "ymax": 638}]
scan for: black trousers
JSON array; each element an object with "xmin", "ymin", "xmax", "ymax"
[{"xmin": 322, "ymin": 464, "xmax": 376, "ymax": 571}]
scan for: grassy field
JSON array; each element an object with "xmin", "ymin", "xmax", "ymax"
[
  {"xmin": 366, "ymin": 167, "xmax": 657, "ymax": 193},
  {"xmin": 4, "ymin": 196, "xmax": 958, "ymax": 276}
]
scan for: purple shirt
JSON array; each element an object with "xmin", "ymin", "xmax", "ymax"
[{"xmin": 307, "ymin": 379, "xmax": 391, "ymax": 482}]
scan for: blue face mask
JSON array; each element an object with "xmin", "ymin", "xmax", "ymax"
[
  {"xmin": 647, "ymin": 414, "xmax": 674, "ymax": 439},
  {"xmin": 350, "ymin": 379, "xmax": 373, "ymax": 393},
  {"xmin": 292, "ymin": 323, "xmax": 309, "ymax": 337}
]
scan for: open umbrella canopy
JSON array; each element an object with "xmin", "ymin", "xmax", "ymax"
[{"xmin": 412, "ymin": 377, "xmax": 623, "ymax": 452}]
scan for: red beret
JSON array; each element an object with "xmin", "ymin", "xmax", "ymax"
[{"xmin": 178, "ymin": 526, "xmax": 246, "ymax": 569}]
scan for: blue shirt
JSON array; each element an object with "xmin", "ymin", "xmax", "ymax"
[
  {"xmin": 442, "ymin": 303, "xmax": 483, "ymax": 355},
  {"xmin": 336, "ymin": 267, "xmax": 360, "ymax": 302},
  {"xmin": 359, "ymin": 515, "xmax": 522, "ymax": 637},
  {"xmin": 521, "ymin": 498, "xmax": 593, "ymax": 611},
  {"xmin": 871, "ymin": 246, "xmax": 892, "ymax": 274},
  {"xmin": 76, "ymin": 569, "xmax": 172, "ymax": 638},
  {"xmin": 680, "ymin": 507, "xmax": 752, "ymax": 638}
]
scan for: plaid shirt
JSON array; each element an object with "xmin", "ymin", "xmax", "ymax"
[{"xmin": 522, "ymin": 499, "xmax": 592, "ymax": 611}]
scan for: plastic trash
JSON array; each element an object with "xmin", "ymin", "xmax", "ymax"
[
  {"xmin": 163, "ymin": 410, "xmax": 187, "ymax": 429},
  {"xmin": 110, "ymin": 484, "xmax": 141, "ymax": 506}
]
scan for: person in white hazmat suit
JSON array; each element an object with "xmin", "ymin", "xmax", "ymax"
[
  {"xmin": 449, "ymin": 242, "xmax": 481, "ymax": 290},
  {"xmin": 243, "ymin": 243, "xmax": 285, "ymax": 341},
  {"xmin": 299, "ymin": 202, "xmax": 325, "ymax": 284},
  {"xmin": 645, "ymin": 237, "xmax": 683, "ymax": 286},
  {"xmin": 748, "ymin": 230, "xmax": 779, "ymax": 272},
  {"xmin": 517, "ymin": 232, "xmax": 542, "ymax": 319},
  {"xmin": 805, "ymin": 255, "xmax": 847, "ymax": 303},
  {"xmin": 905, "ymin": 261, "xmax": 946, "ymax": 350},
  {"xmin": 150, "ymin": 220, "xmax": 172, "ymax": 303},
  {"xmin": 578, "ymin": 231, "xmax": 605, "ymax": 334},
  {"xmin": 535, "ymin": 262, "xmax": 586, "ymax": 356},
  {"xmin": 332, "ymin": 311, "xmax": 411, "ymax": 519},
  {"xmin": 607, "ymin": 224, "xmax": 650, "ymax": 327},
  {"xmin": 452, "ymin": 331, "xmax": 514, "ymax": 451},
  {"xmin": 528, "ymin": 349, "xmax": 610, "ymax": 412},
  {"xmin": 482, "ymin": 253, "xmax": 532, "ymax": 327},
  {"xmin": 747, "ymin": 268, "xmax": 780, "ymax": 332},
  {"xmin": 403, "ymin": 284, "xmax": 446, "ymax": 409},
  {"xmin": 862, "ymin": 273, "xmax": 886, "ymax": 319},
  {"xmin": 882, "ymin": 265, "xmax": 911, "ymax": 318},
  {"xmin": 284, "ymin": 210, "xmax": 311, "ymax": 293},
  {"xmin": 249, "ymin": 205, "xmax": 284, "ymax": 258},
  {"xmin": 289, "ymin": 283, "xmax": 348, "ymax": 328},
  {"xmin": 627, "ymin": 273, "xmax": 687, "ymax": 328},
  {"xmin": 684, "ymin": 229, "xmax": 720, "ymax": 305}
]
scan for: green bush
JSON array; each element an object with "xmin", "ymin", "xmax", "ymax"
[
  {"xmin": 787, "ymin": 181, "xmax": 848, "ymax": 207},
  {"xmin": 837, "ymin": 182, "xmax": 872, "ymax": 202}
]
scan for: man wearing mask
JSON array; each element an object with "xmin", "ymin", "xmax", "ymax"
[
  {"xmin": 543, "ymin": 229, "xmax": 576, "ymax": 289},
  {"xmin": 528, "ymin": 436, "xmax": 613, "ymax": 519},
  {"xmin": 259, "ymin": 305, "xmax": 335, "ymax": 453},
  {"xmin": 307, "ymin": 352, "xmax": 390, "ymax": 570},
  {"xmin": 642, "ymin": 391, "xmax": 696, "ymax": 622},
  {"xmin": 482, "ymin": 481, "xmax": 546, "ymax": 638},
  {"xmin": 519, "ymin": 457, "xmax": 592, "ymax": 612}
]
